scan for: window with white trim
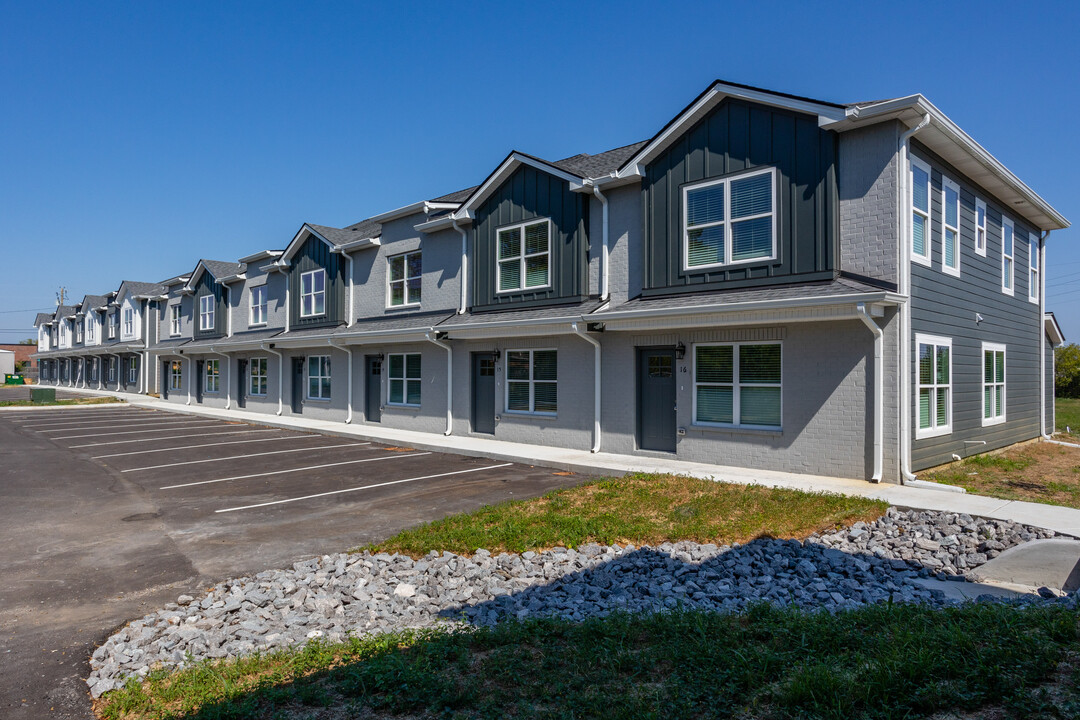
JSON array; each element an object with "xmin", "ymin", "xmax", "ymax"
[
  {"xmin": 497, "ymin": 219, "xmax": 550, "ymax": 292},
  {"xmin": 108, "ymin": 358, "xmax": 116, "ymax": 382},
  {"xmin": 942, "ymin": 177, "xmax": 960, "ymax": 276},
  {"xmin": 1002, "ymin": 218, "xmax": 1015, "ymax": 295},
  {"xmin": 910, "ymin": 157, "xmax": 931, "ymax": 265},
  {"xmin": 204, "ymin": 359, "xmax": 219, "ymax": 393},
  {"xmin": 683, "ymin": 166, "xmax": 776, "ymax": 269},
  {"xmin": 975, "ymin": 198, "xmax": 987, "ymax": 256},
  {"xmin": 693, "ymin": 343, "xmax": 782, "ymax": 428},
  {"xmin": 199, "ymin": 295, "xmax": 215, "ymax": 331},
  {"xmin": 506, "ymin": 349, "xmax": 557, "ymax": 414},
  {"xmin": 300, "ymin": 270, "xmax": 326, "ymax": 317},
  {"xmin": 916, "ymin": 335, "xmax": 951, "ymax": 438},
  {"xmin": 982, "ymin": 343, "xmax": 1006, "ymax": 426},
  {"xmin": 307, "ymin": 355, "xmax": 331, "ymax": 399},
  {"xmin": 170, "ymin": 361, "xmax": 183, "ymax": 391},
  {"xmin": 250, "ymin": 286, "xmax": 267, "ymax": 325},
  {"xmin": 1028, "ymin": 233, "xmax": 1039, "ymax": 303},
  {"xmin": 123, "ymin": 307, "xmax": 134, "ymax": 336},
  {"xmin": 387, "ymin": 353, "xmax": 422, "ymax": 406},
  {"xmin": 108, "ymin": 312, "xmax": 117, "ymax": 339},
  {"xmin": 86, "ymin": 316, "xmax": 94, "ymax": 342},
  {"xmin": 127, "ymin": 357, "xmax": 138, "ymax": 384},
  {"xmin": 388, "ymin": 251, "xmax": 422, "ymax": 307},
  {"xmin": 76, "ymin": 321, "xmax": 83, "ymax": 343},
  {"xmin": 250, "ymin": 357, "xmax": 268, "ymax": 396},
  {"xmin": 170, "ymin": 305, "xmax": 182, "ymax": 336}
]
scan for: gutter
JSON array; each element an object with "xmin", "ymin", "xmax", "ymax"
[
  {"xmin": 452, "ymin": 218, "xmax": 468, "ymax": 314},
  {"xmin": 261, "ymin": 343, "xmax": 284, "ymax": 416},
  {"xmin": 424, "ymin": 332, "xmax": 454, "ymax": 435},
  {"xmin": 593, "ymin": 291, "xmax": 902, "ymax": 323},
  {"xmin": 327, "ymin": 338, "xmax": 354, "ymax": 423},
  {"xmin": 185, "ymin": 353, "xmax": 191, "ymax": 405},
  {"xmin": 855, "ymin": 304, "xmax": 883, "ymax": 482},
  {"xmin": 571, "ymin": 321, "xmax": 602, "ymax": 453}
]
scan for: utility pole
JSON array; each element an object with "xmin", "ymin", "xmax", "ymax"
[{"xmin": 56, "ymin": 287, "xmax": 66, "ymax": 307}]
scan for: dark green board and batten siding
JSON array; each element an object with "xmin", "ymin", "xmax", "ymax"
[
  {"xmin": 192, "ymin": 272, "xmax": 226, "ymax": 340},
  {"xmin": 288, "ymin": 235, "xmax": 346, "ymax": 329},
  {"xmin": 909, "ymin": 140, "xmax": 1042, "ymax": 470},
  {"xmin": 642, "ymin": 98, "xmax": 838, "ymax": 295},
  {"xmin": 470, "ymin": 164, "xmax": 589, "ymax": 311}
]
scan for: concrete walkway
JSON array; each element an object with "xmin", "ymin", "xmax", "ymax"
[{"xmin": 31, "ymin": 385, "xmax": 1080, "ymax": 538}]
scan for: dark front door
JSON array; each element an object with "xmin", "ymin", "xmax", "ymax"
[
  {"xmin": 236, "ymin": 359, "xmax": 248, "ymax": 409},
  {"xmin": 637, "ymin": 348, "xmax": 677, "ymax": 452},
  {"xmin": 365, "ymin": 356, "xmax": 382, "ymax": 423},
  {"xmin": 291, "ymin": 358, "xmax": 304, "ymax": 414},
  {"xmin": 472, "ymin": 352, "xmax": 496, "ymax": 434},
  {"xmin": 195, "ymin": 360, "xmax": 204, "ymax": 403},
  {"xmin": 162, "ymin": 361, "xmax": 170, "ymax": 399}
]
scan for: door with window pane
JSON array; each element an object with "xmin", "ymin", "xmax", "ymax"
[
  {"xmin": 472, "ymin": 353, "xmax": 496, "ymax": 434},
  {"xmin": 365, "ymin": 356, "xmax": 382, "ymax": 423},
  {"xmin": 637, "ymin": 348, "xmax": 677, "ymax": 452},
  {"xmin": 237, "ymin": 359, "xmax": 247, "ymax": 408}
]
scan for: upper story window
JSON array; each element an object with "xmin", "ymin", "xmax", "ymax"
[
  {"xmin": 250, "ymin": 286, "xmax": 268, "ymax": 325},
  {"xmin": 388, "ymin": 251, "xmax": 422, "ymax": 307},
  {"xmin": 1002, "ymin": 218, "xmax": 1015, "ymax": 295},
  {"xmin": 170, "ymin": 305, "xmax": 182, "ymax": 336},
  {"xmin": 76, "ymin": 321, "xmax": 83, "ymax": 343},
  {"xmin": 910, "ymin": 157, "xmax": 931, "ymax": 266},
  {"xmin": 683, "ymin": 166, "xmax": 777, "ymax": 270},
  {"xmin": 497, "ymin": 219, "xmax": 550, "ymax": 292},
  {"xmin": 975, "ymin": 198, "xmax": 987, "ymax": 256},
  {"xmin": 108, "ymin": 312, "xmax": 117, "ymax": 339},
  {"xmin": 300, "ymin": 269, "xmax": 326, "ymax": 317},
  {"xmin": 1029, "ymin": 233, "xmax": 1039, "ymax": 304},
  {"xmin": 123, "ymin": 307, "xmax": 134, "ymax": 336},
  {"xmin": 199, "ymin": 295, "xmax": 215, "ymax": 331},
  {"xmin": 693, "ymin": 342, "xmax": 782, "ymax": 429},
  {"xmin": 86, "ymin": 316, "xmax": 94, "ymax": 341},
  {"xmin": 942, "ymin": 178, "xmax": 960, "ymax": 277},
  {"xmin": 916, "ymin": 334, "xmax": 952, "ymax": 439}
]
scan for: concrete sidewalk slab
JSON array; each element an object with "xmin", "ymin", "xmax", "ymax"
[
  {"xmin": 971, "ymin": 539, "xmax": 1080, "ymax": 592},
  {"xmin": 908, "ymin": 577, "xmax": 1035, "ymax": 602}
]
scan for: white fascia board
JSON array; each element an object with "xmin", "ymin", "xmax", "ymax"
[
  {"xmin": 441, "ymin": 314, "xmax": 591, "ymax": 338},
  {"xmin": 280, "ymin": 224, "xmax": 334, "ymax": 264},
  {"xmin": 414, "ymin": 216, "xmax": 458, "ymax": 233},
  {"xmin": 451, "ymin": 153, "xmax": 584, "ymax": 221},
  {"xmin": 335, "ymin": 236, "xmax": 381, "ymax": 254},
  {"xmin": 1046, "ymin": 313, "xmax": 1066, "ymax": 346},
  {"xmin": 592, "ymin": 291, "xmax": 903, "ymax": 324},
  {"xmin": 370, "ymin": 200, "xmax": 460, "ymax": 224},
  {"xmin": 182, "ymin": 261, "xmax": 210, "ymax": 293},
  {"xmin": 218, "ymin": 274, "xmax": 248, "ymax": 284},
  {"xmin": 238, "ymin": 249, "xmax": 283, "ymax": 264}
]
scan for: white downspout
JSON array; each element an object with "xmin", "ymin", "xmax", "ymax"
[
  {"xmin": 856, "ymin": 304, "xmax": 883, "ymax": 482},
  {"xmin": 572, "ymin": 321, "xmax": 602, "ymax": 453},
  {"xmin": 209, "ymin": 348, "xmax": 232, "ymax": 410},
  {"xmin": 1041, "ymin": 230, "xmax": 1052, "ymax": 438},
  {"xmin": 589, "ymin": 184, "xmax": 610, "ymax": 302},
  {"xmin": 452, "ymin": 218, "xmax": 468, "ymax": 314},
  {"xmin": 328, "ymin": 338, "xmax": 354, "ymax": 423},
  {"xmin": 898, "ymin": 113, "xmax": 930, "ymax": 484},
  {"xmin": 111, "ymin": 353, "xmax": 122, "ymax": 394},
  {"xmin": 261, "ymin": 343, "xmax": 284, "ymax": 416},
  {"xmin": 425, "ymin": 332, "xmax": 453, "ymax": 435},
  {"xmin": 345, "ymin": 253, "xmax": 355, "ymax": 327},
  {"xmin": 97, "ymin": 356, "xmax": 103, "ymax": 390},
  {"xmin": 184, "ymin": 353, "xmax": 192, "ymax": 405}
]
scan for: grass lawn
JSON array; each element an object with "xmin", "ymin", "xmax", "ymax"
[
  {"xmin": 922, "ymin": 442, "xmax": 1080, "ymax": 509},
  {"xmin": 1056, "ymin": 397, "xmax": 1080, "ymax": 441},
  {"xmin": 0, "ymin": 395, "xmax": 124, "ymax": 407},
  {"xmin": 96, "ymin": 603, "xmax": 1080, "ymax": 720},
  {"xmin": 364, "ymin": 473, "xmax": 887, "ymax": 557}
]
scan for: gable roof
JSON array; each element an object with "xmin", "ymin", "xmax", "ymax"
[
  {"xmin": 115, "ymin": 281, "xmax": 165, "ymax": 302},
  {"xmin": 34, "ymin": 313, "xmax": 54, "ymax": 326},
  {"xmin": 54, "ymin": 305, "xmax": 77, "ymax": 320},
  {"xmin": 77, "ymin": 294, "xmax": 108, "ymax": 314},
  {"xmin": 1046, "ymin": 312, "xmax": 1066, "ymax": 346},
  {"xmin": 277, "ymin": 220, "xmax": 383, "ymax": 264},
  {"xmin": 551, "ymin": 141, "xmax": 648, "ymax": 178}
]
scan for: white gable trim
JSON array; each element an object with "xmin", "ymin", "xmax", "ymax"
[{"xmin": 450, "ymin": 152, "xmax": 585, "ymax": 223}]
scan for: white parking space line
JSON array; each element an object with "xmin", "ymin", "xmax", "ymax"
[
  {"xmin": 122, "ymin": 443, "xmax": 373, "ymax": 472},
  {"xmin": 54, "ymin": 424, "xmax": 237, "ymax": 440},
  {"xmin": 92, "ymin": 434, "xmax": 315, "ymax": 458},
  {"xmin": 215, "ymin": 464, "xmax": 514, "ymax": 513},
  {"xmin": 161, "ymin": 452, "xmax": 433, "ymax": 490},
  {"xmin": 39, "ymin": 420, "xmax": 213, "ymax": 433},
  {"xmin": 68, "ymin": 429, "xmax": 279, "ymax": 448},
  {"xmin": 21, "ymin": 416, "xmax": 178, "ymax": 429}
]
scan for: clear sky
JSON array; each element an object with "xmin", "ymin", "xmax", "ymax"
[{"xmin": 2, "ymin": 1, "xmax": 1078, "ymax": 342}]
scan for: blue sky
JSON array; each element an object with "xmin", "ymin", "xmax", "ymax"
[{"xmin": 2, "ymin": 1, "xmax": 1078, "ymax": 342}]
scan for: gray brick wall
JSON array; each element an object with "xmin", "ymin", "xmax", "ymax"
[{"xmin": 839, "ymin": 122, "xmax": 900, "ymax": 285}]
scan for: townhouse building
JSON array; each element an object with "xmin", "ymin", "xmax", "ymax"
[{"xmin": 33, "ymin": 80, "xmax": 1069, "ymax": 484}]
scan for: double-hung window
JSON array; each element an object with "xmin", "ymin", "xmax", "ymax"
[
  {"xmin": 975, "ymin": 198, "xmax": 987, "ymax": 256},
  {"xmin": 307, "ymin": 355, "xmax": 331, "ymax": 399},
  {"xmin": 506, "ymin": 349, "xmax": 557, "ymax": 414},
  {"xmin": 123, "ymin": 307, "xmax": 134, "ymax": 336},
  {"xmin": 108, "ymin": 358, "xmax": 116, "ymax": 382},
  {"xmin": 497, "ymin": 219, "xmax": 550, "ymax": 292},
  {"xmin": 694, "ymin": 343, "xmax": 782, "ymax": 428},
  {"xmin": 205, "ymin": 359, "xmax": 219, "ymax": 393},
  {"xmin": 942, "ymin": 177, "xmax": 960, "ymax": 277},
  {"xmin": 387, "ymin": 353, "xmax": 421, "ymax": 406},
  {"xmin": 250, "ymin": 357, "xmax": 268, "ymax": 396},
  {"xmin": 170, "ymin": 305, "xmax": 182, "ymax": 336},
  {"xmin": 1028, "ymin": 233, "xmax": 1039, "ymax": 304},
  {"xmin": 108, "ymin": 313, "xmax": 117, "ymax": 339},
  {"xmin": 250, "ymin": 286, "xmax": 268, "ymax": 325},
  {"xmin": 911, "ymin": 157, "xmax": 932, "ymax": 266},
  {"xmin": 1002, "ymin": 218, "xmax": 1015, "ymax": 295},
  {"xmin": 76, "ymin": 322, "xmax": 83, "ymax": 343},
  {"xmin": 127, "ymin": 357, "xmax": 138, "ymax": 384},
  {"xmin": 86, "ymin": 317, "xmax": 94, "ymax": 342},
  {"xmin": 982, "ymin": 343, "xmax": 1006, "ymax": 426},
  {"xmin": 169, "ymin": 361, "xmax": 182, "ymax": 391},
  {"xmin": 388, "ymin": 251, "xmax": 422, "ymax": 306},
  {"xmin": 300, "ymin": 270, "xmax": 326, "ymax": 317},
  {"xmin": 916, "ymin": 335, "xmax": 951, "ymax": 438},
  {"xmin": 199, "ymin": 295, "xmax": 215, "ymax": 331},
  {"xmin": 683, "ymin": 166, "xmax": 776, "ymax": 269}
]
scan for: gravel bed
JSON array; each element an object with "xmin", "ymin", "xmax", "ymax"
[{"xmin": 87, "ymin": 508, "xmax": 1072, "ymax": 697}]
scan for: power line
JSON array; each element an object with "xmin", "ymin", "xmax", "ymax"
[{"xmin": 0, "ymin": 307, "xmax": 53, "ymax": 314}]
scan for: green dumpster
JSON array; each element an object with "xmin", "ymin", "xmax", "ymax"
[
  {"xmin": 30, "ymin": 387, "xmax": 55, "ymax": 403},
  {"xmin": 5, "ymin": 374, "xmax": 25, "ymax": 385}
]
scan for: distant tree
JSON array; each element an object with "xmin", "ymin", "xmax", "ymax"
[
  {"xmin": 18, "ymin": 338, "xmax": 35, "ymax": 344},
  {"xmin": 1055, "ymin": 344, "xmax": 1080, "ymax": 398}
]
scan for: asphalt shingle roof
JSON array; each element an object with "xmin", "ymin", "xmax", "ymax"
[
  {"xmin": 430, "ymin": 186, "xmax": 478, "ymax": 204},
  {"xmin": 34, "ymin": 313, "xmax": 53, "ymax": 326},
  {"xmin": 120, "ymin": 281, "xmax": 167, "ymax": 298},
  {"xmin": 437, "ymin": 299, "xmax": 608, "ymax": 328},
  {"xmin": 551, "ymin": 141, "xmax": 649, "ymax": 178},
  {"xmin": 200, "ymin": 260, "xmax": 245, "ymax": 280}
]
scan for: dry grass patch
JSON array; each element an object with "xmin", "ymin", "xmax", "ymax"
[{"xmin": 922, "ymin": 441, "xmax": 1080, "ymax": 509}]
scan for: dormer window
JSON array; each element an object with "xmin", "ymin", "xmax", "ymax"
[
  {"xmin": 86, "ymin": 316, "xmax": 94, "ymax": 342},
  {"xmin": 170, "ymin": 305, "xmax": 182, "ymax": 336},
  {"xmin": 300, "ymin": 269, "xmax": 326, "ymax": 317},
  {"xmin": 76, "ymin": 322, "xmax": 83, "ymax": 343},
  {"xmin": 683, "ymin": 166, "xmax": 777, "ymax": 270},
  {"xmin": 388, "ymin": 251, "xmax": 422, "ymax": 306},
  {"xmin": 123, "ymin": 307, "xmax": 134, "ymax": 335},
  {"xmin": 108, "ymin": 312, "xmax": 117, "ymax": 339},
  {"xmin": 250, "ymin": 286, "xmax": 268, "ymax": 325},
  {"xmin": 497, "ymin": 219, "xmax": 550, "ymax": 292},
  {"xmin": 199, "ymin": 295, "xmax": 215, "ymax": 331}
]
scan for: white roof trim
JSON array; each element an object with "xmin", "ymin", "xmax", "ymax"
[
  {"xmin": 1045, "ymin": 313, "xmax": 1066, "ymax": 346},
  {"xmin": 450, "ymin": 152, "xmax": 584, "ymax": 221},
  {"xmin": 370, "ymin": 200, "xmax": 460, "ymax": 224},
  {"xmin": 280, "ymin": 223, "xmax": 334, "ymax": 263},
  {"xmin": 238, "ymin": 249, "xmax": 283, "ymax": 264},
  {"xmin": 593, "ymin": 291, "xmax": 903, "ymax": 323}
]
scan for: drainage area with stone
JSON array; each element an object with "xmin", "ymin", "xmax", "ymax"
[{"xmin": 88, "ymin": 508, "xmax": 1077, "ymax": 697}]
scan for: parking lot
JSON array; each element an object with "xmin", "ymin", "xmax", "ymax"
[
  {"xmin": 0, "ymin": 384, "xmax": 94, "ymax": 402},
  {"xmin": 0, "ymin": 404, "xmax": 590, "ymax": 719}
]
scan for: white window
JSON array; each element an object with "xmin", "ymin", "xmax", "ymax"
[
  {"xmin": 170, "ymin": 305, "xmax": 182, "ymax": 336},
  {"xmin": 387, "ymin": 353, "xmax": 421, "ymax": 406},
  {"xmin": 982, "ymin": 343, "xmax": 1006, "ymax": 426},
  {"xmin": 250, "ymin": 357, "xmax": 267, "ymax": 396},
  {"xmin": 205, "ymin": 359, "xmax": 219, "ymax": 393},
  {"xmin": 300, "ymin": 270, "xmax": 326, "ymax": 317},
  {"xmin": 942, "ymin": 177, "xmax": 960, "ymax": 277},
  {"xmin": 916, "ymin": 335, "xmax": 952, "ymax": 438},
  {"xmin": 307, "ymin": 355, "xmax": 331, "ymax": 399},
  {"xmin": 506, "ymin": 349, "xmax": 557, "ymax": 414},
  {"xmin": 388, "ymin": 251, "xmax": 422, "ymax": 307},
  {"xmin": 108, "ymin": 312, "xmax": 117, "ymax": 339},
  {"xmin": 199, "ymin": 295, "xmax": 215, "ymax": 331},
  {"xmin": 1002, "ymin": 218, "xmax": 1015, "ymax": 295},
  {"xmin": 1029, "ymin": 233, "xmax": 1039, "ymax": 304},
  {"xmin": 127, "ymin": 357, "xmax": 138, "ymax": 384},
  {"xmin": 910, "ymin": 156, "xmax": 932, "ymax": 266},
  {"xmin": 86, "ymin": 317, "xmax": 94, "ymax": 342},
  {"xmin": 693, "ymin": 343, "xmax": 782, "ymax": 428},
  {"xmin": 76, "ymin": 322, "xmax": 83, "ymax": 343},
  {"xmin": 123, "ymin": 307, "xmax": 134, "ymax": 336},
  {"xmin": 683, "ymin": 166, "xmax": 777, "ymax": 270},
  {"xmin": 975, "ymin": 198, "xmax": 987, "ymax": 256},
  {"xmin": 497, "ymin": 219, "xmax": 550, "ymax": 292},
  {"xmin": 250, "ymin": 286, "xmax": 268, "ymax": 325},
  {"xmin": 169, "ymin": 361, "xmax": 182, "ymax": 391}
]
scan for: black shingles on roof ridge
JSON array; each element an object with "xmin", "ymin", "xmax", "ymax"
[{"xmin": 199, "ymin": 259, "xmax": 245, "ymax": 280}]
